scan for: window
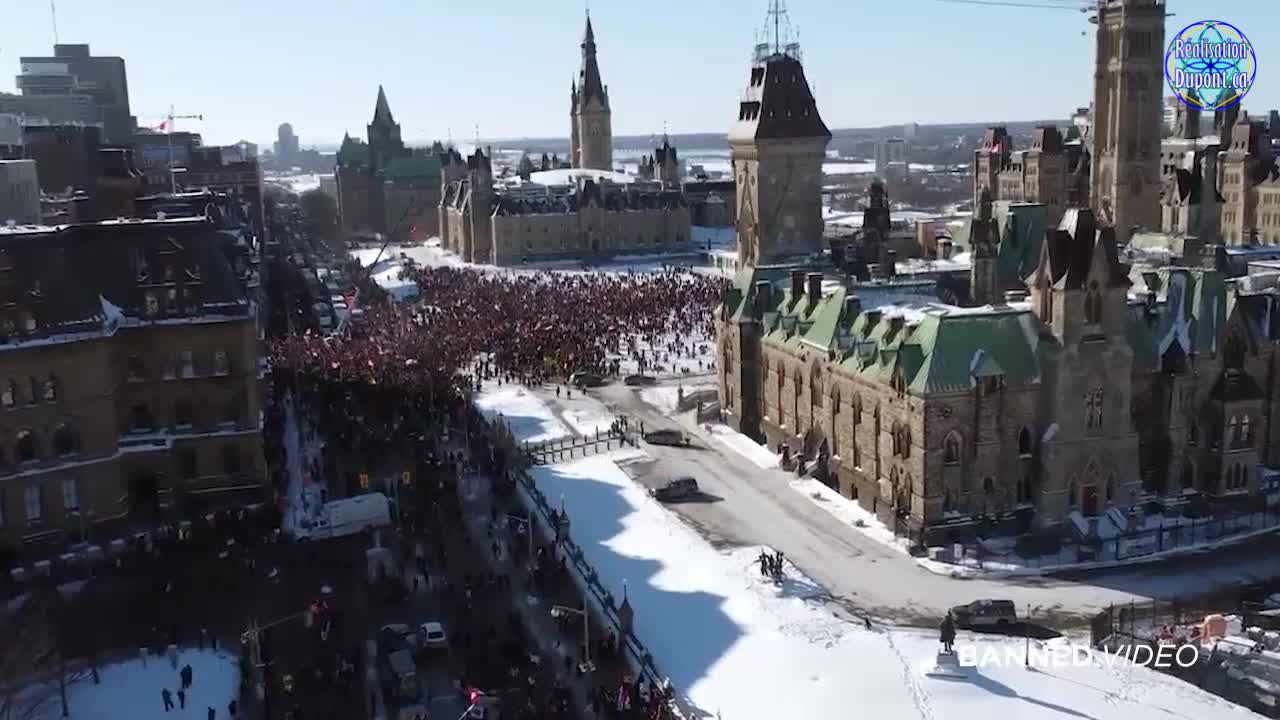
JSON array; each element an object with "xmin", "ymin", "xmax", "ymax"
[
  {"xmin": 180, "ymin": 351, "xmax": 194, "ymax": 378},
  {"xmin": 145, "ymin": 291, "xmax": 160, "ymax": 317},
  {"xmin": 62, "ymin": 477, "xmax": 79, "ymax": 512},
  {"xmin": 1242, "ymin": 415, "xmax": 1253, "ymax": 445},
  {"xmin": 26, "ymin": 378, "xmax": 37, "ymax": 405},
  {"xmin": 1187, "ymin": 420, "xmax": 1198, "ymax": 446},
  {"xmin": 223, "ymin": 396, "xmax": 241, "ymax": 427},
  {"xmin": 1229, "ymin": 415, "xmax": 1241, "ymax": 447},
  {"xmin": 1084, "ymin": 281, "xmax": 1102, "ymax": 324},
  {"xmin": 1018, "ymin": 427, "xmax": 1033, "ymax": 456},
  {"xmin": 1069, "ymin": 477, "xmax": 1079, "ymax": 507},
  {"xmin": 222, "ymin": 444, "xmax": 240, "ymax": 476},
  {"xmin": 16, "ymin": 430, "xmax": 37, "ymax": 463},
  {"xmin": 52, "ymin": 423, "xmax": 77, "ymax": 456},
  {"xmin": 943, "ymin": 433, "xmax": 961, "ymax": 465},
  {"xmin": 131, "ymin": 404, "xmax": 154, "ymax": 432},
  {"xmin": 1, "ymin": 380, "xmax": 13, "ymax": 408},
  {"xmin": 174, "ymin": 399, "xmax": 194, "ymax": 429},
  {"xmin": 127, "ymin": 355, "xmax": 146, "ymax": 382},
  {"xmin": 1106, "ymin": 476, "xmax": 1115, "ymax": 502},
  {"xmin": 42, "ymin": 375, "xmax": 57, "ymax": 402},
  {"xmin": 1085, "ymin": 388, "xmax": 1104, "ymax": 429},
  {"xmin": 180, "ymin": 448, "xmax": 198, "ymax": 480},
  {"xmin": 982, "ymin": 477, "xmax": 994, "ymax": 494},
  {"xmin": 24, "ymin": 485, "xmax": 41, "ymax": 522}
]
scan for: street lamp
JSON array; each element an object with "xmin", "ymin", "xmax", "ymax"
[{"xmin": 549, "ymin": 604, "xmax": 595, "ymax": 673}]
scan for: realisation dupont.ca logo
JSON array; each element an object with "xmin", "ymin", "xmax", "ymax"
[{"xmin": 1165, "ymin": 20, "xmax": 1257, "ymax": 111}]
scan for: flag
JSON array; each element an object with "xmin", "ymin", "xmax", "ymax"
[{"xmin": 153, "ymin": 120, "xmax": 168, "ymax": 131}]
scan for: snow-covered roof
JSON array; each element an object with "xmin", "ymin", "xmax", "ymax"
[{"xmin": 529, "ymin": 168, "xmax": 636, "ymax": 186}]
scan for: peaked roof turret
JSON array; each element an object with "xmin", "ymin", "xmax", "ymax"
[
  {"xmin": 372, "ymin": 85, "xmax": 395, "ymax": 125},
  {"xmin": 575, "ymin": 13, "xmax": 609, "ymax": 111}
]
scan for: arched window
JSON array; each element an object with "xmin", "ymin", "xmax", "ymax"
[
  {"xmin": 26, "ymin": 377, "xmax": 38, "ymax": 406},
  {"xmin": 1, "ymin": 380, "xmax": 14, "ymax": 408},
  {"xmin": 1069, "ymin": 476, "xmax": 1079, "ymax": 507},
  {"xmin": 42, "ymin": 375, "xmax": 58, "ymax": 402},
  {"xmin": 16, "ymin": 429, "xmax": 37, "ymax": 463},
  {"xmin": 1229, "ymin": 415, "xmax": 1241, "ymax": 446},
  {"xmin": 1106, "ymin": 476, "xmax": 1115, "ymax": 502},
  {"xmin": 983, "ymin": 477, "xmax": 994, "ymax": 494},
  {"xmin": 1187, "ymin": 420, "xmax": 1198, "ymax": 446},
  {"xmin": 944, "ymin": 432, "xmax": 961, "ymax": 465},
  {"xmin": 1084, "ymin": 281, "xmax": 1102, "ymax": 324},
  {"xmin": 52, "ymin": 423, "xmax": 78, "ymax": 456},
  {"xmin": 1242, "ymin": 415, "xmax": 1252, "ymax": 445},
  {"xmin": 1018, "ymin": 427, "xmax": 1033, "ymax": 456},
  {"xmin": 1224, "ymin": 328, "xmax": 1246, "ymax": 372},
  {"xmin": 901, "ymin": 426, "xmax": 912, "ymax": 459}
]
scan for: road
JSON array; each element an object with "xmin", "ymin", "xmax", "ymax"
[{"xmin": 519, "ymin": 379, "xmax": 1280, "ymax": 628}]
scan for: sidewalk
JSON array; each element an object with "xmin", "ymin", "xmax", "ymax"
[{"xmin": 456, "ymin": 469, "xmax": 611, "ymax": 720}]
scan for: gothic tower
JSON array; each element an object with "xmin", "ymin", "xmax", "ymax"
[
  {"xmin": 570, "ymin": 15, "xmax": 613, "ymax": 171},
  {"xmin": 728, "ymin": 35, "xmax": 830, "ymax": 265},
  {"xmin": 968, "ymin": 189, "xmax": 1000, "ymax": 305},
  {"xmin": 1089, "ymin": 0, "xmax": 1166, "ymax": 243},
  {"xmin": 367, "ymin": 85, "xmax": 405, "ymax": 174}
]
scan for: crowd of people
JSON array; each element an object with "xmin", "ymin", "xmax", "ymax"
[{"xmin": 269, "ymin": 266, "xmax": 726, "ymax": 400}]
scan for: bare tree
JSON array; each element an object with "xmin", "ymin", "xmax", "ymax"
[{"xmin": 0, "ymin": 594, "xmax": 59, "ymax": 720}]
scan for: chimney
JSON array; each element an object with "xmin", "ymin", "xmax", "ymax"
[
  {"xmin": 940, "ymin": 240, "xmax": 954, "ymax": 260},
  {"xmin": 844, "ymin": 295, "xmax": 862, "ymax": 319},
  {"xmin": 863, "ymin": 309, "xmax": 883, "ymax": 327},
  {"xmin": 790, "ymin": 269, "xmax": 805, "ymax": 300},
  {"xmin": 754, "ymin": 280, "xmax": 771, "ymax": 316},
  {"xmin": 806, "ymin": 273, "xmax": 823, "ymax": 302},
  {"xmin": 886, "ymin": 250, "xmax": 898, "ymax": 277}
]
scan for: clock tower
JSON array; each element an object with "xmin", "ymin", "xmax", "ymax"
[{"xmin": 570, "ymin": 13, "xmax": 613, "ymax": 171}]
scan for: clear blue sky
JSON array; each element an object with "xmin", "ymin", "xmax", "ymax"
[{"xmin": 2, "ymin": 0, "xmax": 1277, "ymax": 147}]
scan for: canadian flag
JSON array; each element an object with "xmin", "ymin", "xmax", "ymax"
[{"xmin": 152, "ymin": 120, "xmax": 168, "ymax": 131}]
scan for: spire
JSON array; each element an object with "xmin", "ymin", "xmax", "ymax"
[
  {"xmin": 372, "ymin": 85, "xmax": 394, "ymax": 125},
  {"xmin": 576, "ymin": 12, "xmax": 608, "ymax": 110}
]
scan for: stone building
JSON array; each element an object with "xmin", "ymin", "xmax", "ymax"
[
  {"xmin": 334, "ymin": 87, "xmax": 443, "ymax": 239},
  {"xmin": 729, "ymin": 41, "xmax": 830, "ymax": 266},
  {"xmin": 719, "ymin": 1, "xmax": 1280, "ymax": 544},
  {"xmin": 0, "ymin": 201, "xmax": 265, "ymax": 556},
  {"xmin": 1089, "ymin": 0, "xmax": 1165, "ymax": 242},
  {"xmin": 973, "ymin": 125, "xmax": 1088, "ymax": 230},
  {"xmin": 570, "ymin": 15, "xmax": 613, "ymax": 172},
  {"xmin": 439, "ymin": 147, "xmax": 692, "ymax": 265}
]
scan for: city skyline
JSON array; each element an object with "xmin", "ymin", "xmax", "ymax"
[{"xmin": 2, "ymin": 0, "xmax": 1278, "ymax": 147}]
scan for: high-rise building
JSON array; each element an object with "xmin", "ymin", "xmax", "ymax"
[
  {"xmin": 16, "ymin": 44, "xmax": 135, "ymax": 145},
  {"xmin": 0, "ymin": 160, "xmax": 40, "ymax": 225},
  {"xmin": 274, "ymin": 123, "xmax": 299, "ymax": 169},
  {"xmin": 1089, "ymin": 0, "xmax": 1166, "ymax": 242},
  {"xmin": 728, "ymin": 39, "xmax": 830, "ymax": 265},
  {"xmin": 569, "ymin": 15, "xmax": 613, "ymax": 171}
]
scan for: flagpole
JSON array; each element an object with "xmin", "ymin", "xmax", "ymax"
[{"xmin": 166, "ymin": 105, "xmax": 176, "ymax": 195}]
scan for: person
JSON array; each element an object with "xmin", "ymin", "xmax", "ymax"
[
  {"xmin": 178, "ymin": 689, "xmax": 186, "ymax": 709},
  {"xmin": 162, "ymin": 689, "xmax": 174, "ymax": 712},
  {"xmin": 181, "ymin": 664, "xmax": 193, "ymax": 689},
  {"xmin": 940, "ymin": 612, "xmax": 956, "ymax": 654},
  {"xmin": 228, "ymin": 699, "xmax": 237, "ymax": 718},
  {"xmin": 208, "ymin": 707, "xmax": 216, "ymax": 720}
]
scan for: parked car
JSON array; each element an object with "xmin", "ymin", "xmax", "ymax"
[
  {"xmin": 570, "ymin": 371, "xmax": 604, "ymax": 388},
  {"xmin": 379, "ymin": 623, "xmax": 419, "ymax": 654},
  {"xmin": 644, "ymin": 429, "xmax": 689, "ymax": 447},
  {"xmin": 652, "ymin": 476, "xmax": 699, "ymax": 502},
  {"xmin": 950, "ymin": 599, "xmax": 1017, "ymax": 629},
  {"xmin": 624, "ymin": 374, "xmax": 657, "ymax": 387},
  {"xmin": 418, "ymin": 620, "xmax": 448, "ymax": 650}
]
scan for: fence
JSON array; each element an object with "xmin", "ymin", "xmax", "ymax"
[
  {"xmin": 1088, "ymin": 586, "xmax": 1274, "ymax": 649},
  {"xmin": 486, "ymin": 414, "xmax": 675, "ymax": 697},
  {"xmin": 929, "ymin": 503, "xmax": 1280, "ymax": 571},
  {"xmin": 523, "ymin": 424, "xmax": 632, "ymax": 465}
]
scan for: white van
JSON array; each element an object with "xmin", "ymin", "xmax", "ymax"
[{"xmin": 296, "ymin": 492, "xmax": 391, "ymax": 541}]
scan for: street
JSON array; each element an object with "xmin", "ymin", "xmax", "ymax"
[{"xmin": 506, "ymin": 379, "xmax": 1280, "ymax": 628}]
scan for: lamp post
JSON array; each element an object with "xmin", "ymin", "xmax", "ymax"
[{"xmin": 550, "ymin": 604, "xmax": 594, "ymax": 673}]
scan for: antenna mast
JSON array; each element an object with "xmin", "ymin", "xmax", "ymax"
[{"xmin": 50, "ymin": 1, "xmax": 59, "ymax": 44}]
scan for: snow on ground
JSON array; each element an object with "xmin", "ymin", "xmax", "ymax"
[
  {"xmin": 30, "ymin": 649, "xmax": 239, "ymax": 720},
  {"xmin": 529, "ymin": 453, "xmax": 1259, "ymax": 720},
  {"xmin": 265, "ymin": 172, "xmax": 323, "ymax": 195},
  {"xmin": 475, "ymin": 384, "xmax": 572, "ymax": 445},
  {"xmin": 555, "ymin": 392, "xmax": 617, "ymax": 437},
  {"xmin": 705, "ymin": 423, "xmax": 779, "ymax": 469},
  {"xmin": 637, "ymin": 382, "xmax": 718, "ymax": 416}
]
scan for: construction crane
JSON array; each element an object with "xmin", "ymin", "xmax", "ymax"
[{"xmin": 139, "ymin": 105, "xmax": 204, "ymax": 194}]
